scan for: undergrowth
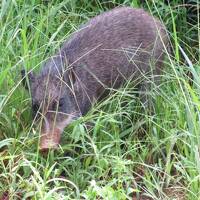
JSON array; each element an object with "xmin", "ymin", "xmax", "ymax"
[{"xmin": 0, "ymin": 0, "xmax": 200, "ymax": 199}]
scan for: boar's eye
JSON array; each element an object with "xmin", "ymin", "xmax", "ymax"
[
  {"xmin": 58, "ymin": 98, "xmax": 65, "ymax": 109},
  {"xmin": 32, "ymin": 102, "xmax": 40, "ymax": 113},
  {"xmin": 52, "ymin": 98, "xmax": 65, "ymax": 111}
]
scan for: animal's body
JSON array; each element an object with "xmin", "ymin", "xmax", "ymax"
[{"xmin": 22, "ymin": 7, "xmax": 169, "ymax": 150}]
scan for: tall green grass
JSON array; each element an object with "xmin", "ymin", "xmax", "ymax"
[{"xmin": 0, "ymin": 0, "xmax": 200, "ymax": 199}]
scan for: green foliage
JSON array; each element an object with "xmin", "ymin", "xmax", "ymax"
[{"xmin": 0, "ymin": 0, "xmax": 200, "ymax": 199}]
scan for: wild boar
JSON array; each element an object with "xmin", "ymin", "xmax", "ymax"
[{"xmin": 21, "ymin": 7, "xmax": 169, "ymax": 151}]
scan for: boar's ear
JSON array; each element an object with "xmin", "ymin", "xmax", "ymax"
[{"xmin": 21, "ymin": 69, "xmax": 35, "ymax": 90}]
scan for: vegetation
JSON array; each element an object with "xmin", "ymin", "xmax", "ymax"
[{"xmin": 0, "ymin": 0, "xmax": 199, "ymax": 199}]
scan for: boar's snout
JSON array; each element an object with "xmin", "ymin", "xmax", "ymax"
[
  {"xmin": 39, "ymin": 127, "xmax": 61, "ymax": 151},
  {"xmin": 38, "ymin": 113, "xmax": 77, "ymax": 152}
]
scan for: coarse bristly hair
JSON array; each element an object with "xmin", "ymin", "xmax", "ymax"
[{"xmin": 22, "ymin": 6, "xmax": 170, "ymax": 150}]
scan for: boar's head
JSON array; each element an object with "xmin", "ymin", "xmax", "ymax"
[{"xmin": 21, "ymin": 57, "xmax": 80, "ymax": 151}]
